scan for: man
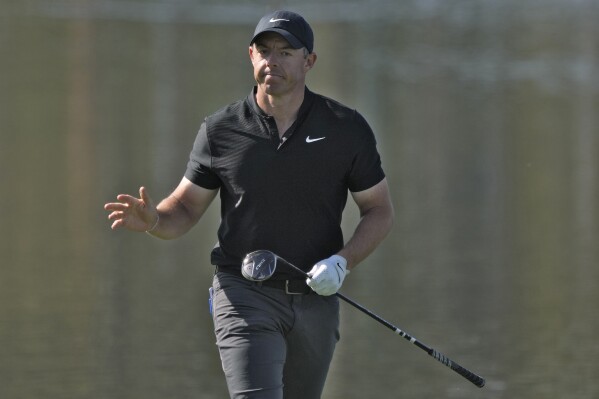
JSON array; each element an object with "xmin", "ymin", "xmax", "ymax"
[{"xmin": 104, "ymin": 10, "xmax": 394, "ymax": 399}]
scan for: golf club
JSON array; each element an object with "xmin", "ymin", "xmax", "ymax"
[{"xmin": 242, "ymin": 250, "xmax": 486, "ymax": 388}]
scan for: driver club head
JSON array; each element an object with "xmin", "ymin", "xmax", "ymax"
[{"xmin": 242, "ymin": 250, "xmax": 278, "ymax": 281}]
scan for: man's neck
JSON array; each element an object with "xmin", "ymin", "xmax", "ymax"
[{"xmin": 256, "ymin": 87, "xmax": 305, "ymax": 136}]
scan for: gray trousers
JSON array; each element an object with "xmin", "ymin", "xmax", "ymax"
[{"xmin": 211, "ymin": 272, "xmax": 340, "ymax": 399}]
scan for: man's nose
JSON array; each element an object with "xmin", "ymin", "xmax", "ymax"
[{"xmin": 266, "ymin": 53, "xmax": 279, "ymax": 66}]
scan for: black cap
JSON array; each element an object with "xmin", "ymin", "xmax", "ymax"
[{"xmin": 250, "ymin": 10, "xmax": 314, "ymax": 53}]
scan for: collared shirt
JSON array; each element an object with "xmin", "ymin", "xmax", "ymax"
[{"xmin": 185, "ymin": 87, "xmax": 385, "ymax": 276}]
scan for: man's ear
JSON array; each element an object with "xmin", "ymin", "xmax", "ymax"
[{"xmin": 305, "ymin": 52, "xmax": 317, "ymax": 71}]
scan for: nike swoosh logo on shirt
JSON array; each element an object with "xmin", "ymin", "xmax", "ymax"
[
  {"xmin": 306, "ymin": 136, "xmax": 326, "ymax": 143},
  {"xmin": 269, "ymin": 18, "xmax": 290, "ymax": 23}
]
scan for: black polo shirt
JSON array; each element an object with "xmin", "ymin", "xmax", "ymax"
[{"xmin": 185, "ymin": 87, "xmax": 385, "ymax": 276}]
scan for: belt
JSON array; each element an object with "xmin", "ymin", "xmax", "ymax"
[
  {"xmin": 215, "ymin": 266, "xmax": 312, "ymax": 295},
  {"xmin": 260, "ymin": 279, "xmax": 313, "ymax": 295}
]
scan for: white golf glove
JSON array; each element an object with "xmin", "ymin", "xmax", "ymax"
[{"xmin": 306, "ymin": 255, "xmax": 349, "ymax": 296}]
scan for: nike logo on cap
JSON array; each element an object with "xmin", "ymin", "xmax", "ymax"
[
  {"xmin": 269, "ymin": 18, "xmax": 290, "ymax": 23},
  {"xmin": 306, "ymin": 136, "xmax": 325, "ymax": 143}
]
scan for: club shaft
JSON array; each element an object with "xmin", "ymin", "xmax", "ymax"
[
  {"xmin": 337, "ymin": 292, "xmax": 485, "ymax": 387},
  {"xmin": 282, "ymin": 258, "xmax": 486, "ymax": 388}
]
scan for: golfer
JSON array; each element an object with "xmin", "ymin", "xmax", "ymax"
[{"xmin": 104, "ymin": 10, "xmax": 394, "ymax": 399}]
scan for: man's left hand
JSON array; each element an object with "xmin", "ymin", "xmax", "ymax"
[{"xmin": 306, "ymin": 255, "xmax": 348, "ymax": 296}]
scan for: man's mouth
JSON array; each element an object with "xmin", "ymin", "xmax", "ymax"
[{"xmin": 264, "ymin": 70, "xmax": 283, "ymax": 79}]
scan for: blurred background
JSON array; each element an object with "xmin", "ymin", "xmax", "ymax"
[{"xmin": 1, "ymin": 0, "xmax": 598, "ymax": 398}]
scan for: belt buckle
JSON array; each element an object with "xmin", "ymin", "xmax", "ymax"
[{"xmin": 285, "ymin": 280, "xmax": 304, "ymax": 295}]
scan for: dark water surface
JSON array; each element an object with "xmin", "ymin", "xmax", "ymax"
[{"xmin": 1, "ymin": 1, "xmax": 598, "ymax": 398}]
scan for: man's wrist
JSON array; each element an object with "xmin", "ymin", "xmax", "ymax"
[
  {"xmin": 331, "ymin": 254, "xmax": 348, "ymax": 274},
  {"xmin": 146, "ymin": 213, "xmax": 160, "ymax": 233}
]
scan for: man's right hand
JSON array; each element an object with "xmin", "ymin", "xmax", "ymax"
[{"xmin": 104, "ymin": 186, "xmax": 159, "ymax": 232}]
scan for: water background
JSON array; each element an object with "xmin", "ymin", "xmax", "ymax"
[{"xmin": 1, "ymin": 1, "xmax": 598, "ymax": 398}]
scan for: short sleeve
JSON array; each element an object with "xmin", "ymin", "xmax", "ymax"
[
  {"xmin": 184, "ymin": 121, "xmax": 222, "ymax": 189},
  {"xmin": 347, "ymin": 112, "xmax": 385, "ymax": 192}
]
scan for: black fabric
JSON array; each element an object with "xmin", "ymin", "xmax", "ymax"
[
  {"xmin": 185, "ymin": 87, "xmax": 385, "ymax": 276},
  {"xmin": 215, "ymin": 267, "xmax": 312, "ymax": 294},
  {"xmin": 251, "ymin": 10, "xmax": 314, "ymax": 53}
]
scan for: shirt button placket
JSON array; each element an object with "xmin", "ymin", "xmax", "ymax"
[{"xmin": 265, "ymin": 116, "xmax": 281, "ymax": 148}]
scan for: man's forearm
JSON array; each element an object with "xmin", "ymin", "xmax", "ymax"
[
  {"xmin": 338, "ymin": 204, "xmax": 394, "ymax": 270},
  {"xmin": 146, "ymin": 178, "xmax": 219, "ymax": 240},
  {"xmin": 147, "ymin": 195, "xmax": 199, "ymax": 240}
]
